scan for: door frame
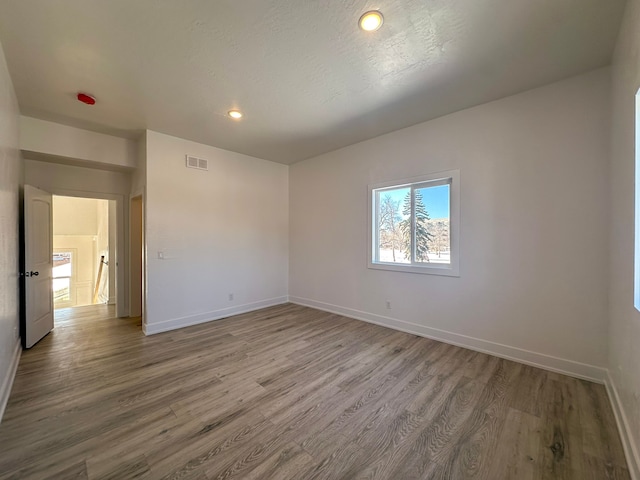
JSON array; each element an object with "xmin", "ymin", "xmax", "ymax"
[
  {"xmin": 129, "ymin": 194, "xmax": 145, "ymax": 325},
  {"xmin": 49, "ymin": 188, "xmax": 128, "ymax": 318}
]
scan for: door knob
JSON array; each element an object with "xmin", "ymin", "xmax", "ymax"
[{"xmin": 24, "ymin": 271, "xmax": 39, "ymax": 277}]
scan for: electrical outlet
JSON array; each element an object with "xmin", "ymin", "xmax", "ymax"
[
  {"xmin": 157, "ymin": 251, "xmax": 164, "ymax": 260},
  {"xmin": 386, "ymin": 301, "xmax": 391, "ymax": 309},
  {"xmin": 228, "ymin": 293, "xmax": 234, "ymax": 301}
]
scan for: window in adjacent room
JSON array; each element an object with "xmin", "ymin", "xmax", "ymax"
[
  {"xmin": 53, "ymin": 250, "xmax": 74, "ymax": 308},
  {"xmin": 369, "ymin": 170, "xmax": 460, "ymax": 276}
]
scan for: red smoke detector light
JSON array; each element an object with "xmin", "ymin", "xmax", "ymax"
[{"xmin": 77, "ymin": 93, "xmax": 96, "ymax": 105}]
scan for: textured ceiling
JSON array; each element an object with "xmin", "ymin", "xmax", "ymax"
[{"xmin": 0, "ymin": 0, "xmax": 627, "ymax": 164}]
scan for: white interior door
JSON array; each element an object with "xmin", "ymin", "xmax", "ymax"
[{"xmin": 24, "ymin": 185, "xmax": 54, "ymax": 348}]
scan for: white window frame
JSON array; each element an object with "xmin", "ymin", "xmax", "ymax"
[
  {"xmin": 635, "ymin": 90, "xmax": 640, "ymax": 312},
  {"xmin": 368, "ymin": 170, "xmax": 460, "ymax": 277},
  {"xmin": 53, "ymin": 248, "xmax": 77, "ymax": 308}
]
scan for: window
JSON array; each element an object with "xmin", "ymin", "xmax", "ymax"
[
  {"xmin": 53, "ymin": 250, "xmax": 74, "ymax": 307},
  {"xmin": 368, "ymin": 170, "xmax": 460, "ymax": 276}
]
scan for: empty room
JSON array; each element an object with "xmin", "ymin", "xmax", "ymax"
[{"xmin": 0, "ymin": 0, "xmax": 639, "ymax": 479}]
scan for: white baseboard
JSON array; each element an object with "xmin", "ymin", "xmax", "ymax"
[
  {"xmin": 0, "ymin": 339, "xmax": 21, "ymax": 424},
  {"xmin": 143, "ymin": 296, "xmax": 289, "ymax": 335},
  {"xmin": 605, "ymin": 371, "xmax": 640, "ymax": 480},
  {"xmin": 288, "ymin": 296, "xmax": 607, "ymax": 384}
]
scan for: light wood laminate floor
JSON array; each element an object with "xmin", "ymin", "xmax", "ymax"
[{"xmin": 0, "ymin": 303, "xmax": 630, "ymax": 479}]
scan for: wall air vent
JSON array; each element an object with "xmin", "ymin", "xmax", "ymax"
[{"xmin": 185, "ymin": 155, "xmax": 209, "ymax": 171}]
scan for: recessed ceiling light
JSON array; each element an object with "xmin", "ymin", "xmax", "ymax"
[
  {"xmin": 359, "ymin": 10, "xmax": 384, "ymax": 31},
  {"xmin": 228, "ymin": 109, "xmax": 243, "ymax": 119}
]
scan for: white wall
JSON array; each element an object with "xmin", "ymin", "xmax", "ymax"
[
  {"xmin": 20, "ymin": 116, "xmax": 137, "ymax": 169},
  {"xmin": 24, "ymin": 159, "xmax": 131, "ymax": 317},
  {"xmin": 290, "ymin": 68, "xmax": 611, "ymax": 381},
  {"xmin": 53, "ymin": 196, "xmax": 101, "ymax": 235},
  {"xmin": 608, "ymin": 0, "xmax": 640, "ymax": 476},
  {"xmin": 131, "ymin": 132, "xmax": 146, "ymax": 196},
  {"xmin": 24, "ymin": 159, "xmax": 132, "ymax": 197},
  {"xmin": 0, "ymin": 42, "xmax": 21, "ymax": 421},
  {"xmin": 144, "ymin": 131, "xmax": 288, "ymax": 333}
]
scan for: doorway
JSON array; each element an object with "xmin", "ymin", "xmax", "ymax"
[{"xmin": 52, "ymin": 196, "xmax": 115, "ymax": 311}]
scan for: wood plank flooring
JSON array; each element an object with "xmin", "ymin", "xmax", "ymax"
[{"xmin": 0, "ymin": 303, "xmax": 630, "ymax": 479}]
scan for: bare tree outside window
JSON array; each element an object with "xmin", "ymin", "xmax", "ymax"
[{"xmin": 378, "ymin": 194, "xmax": 404, "ymax": 262}]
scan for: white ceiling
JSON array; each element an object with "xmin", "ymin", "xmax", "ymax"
[{"xmin": 0, "ymin": 0, "xmax": 626, "ymax": 164}]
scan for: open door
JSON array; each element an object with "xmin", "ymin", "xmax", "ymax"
[{"xmin": 22, "ymin": 185, "xmax": 53, "ymax": 348}]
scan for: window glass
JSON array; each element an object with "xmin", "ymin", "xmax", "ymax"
[{"xmin": 369, "ymin": 170, "xmax": 459, "ymax": 277}]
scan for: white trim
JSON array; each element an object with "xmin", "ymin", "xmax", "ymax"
[
  {"xmin": 634, "ymin": 90, "xmax": 640, "ymax": 313},
  {"xmin": 143, "ymin": 296, "xmax": 289, "ymax": 335},
  {"xmin": 0, "ymin": 340, "xmax": 22, "ymax": 424},
  {"xmin": 288, "ymin": 296, "xmax": 607, "ymax": 383},
  {"xmin": 605, "ymin": 371, "xmax": 640, "ymax": 480}
]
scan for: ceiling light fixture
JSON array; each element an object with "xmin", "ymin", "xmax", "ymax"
[
  {"xmin": 228, "ymin": 109, "xmax": 243, "ymax": 119},
  {"xmin": 359, "ymin": 10, "xmax": 384, "ymax": 31}
]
